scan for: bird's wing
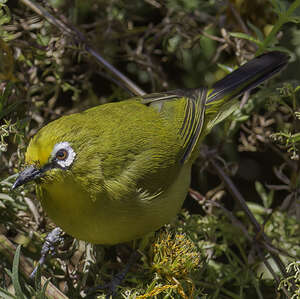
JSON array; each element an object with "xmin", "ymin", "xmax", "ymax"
[
  {"xmin": 139, "ymin": 52, "xmax": 289, "ymax": 164},
  {"xmin": 103, "ymin": 51, "xmax": 289, "ymax": 201},
  {"xmin": 141, "ymin": 88, "xmax": 207, "ymax": 164},
  {"xmin": 101, "ymin": 89, "xmax": 208, "ymax": 202}
]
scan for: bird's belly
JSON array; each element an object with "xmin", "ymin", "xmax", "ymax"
[{"xmin": 38, "ymin": 165, "xmax": 191, "ymax": 244}]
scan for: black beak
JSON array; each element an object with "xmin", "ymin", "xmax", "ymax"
[{"xmin": 12, "ymin": 165, "xmax": 42, "ymax": 190}]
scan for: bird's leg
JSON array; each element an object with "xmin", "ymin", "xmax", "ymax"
[
  {"xmin": 30, "ymin": 227, "xmax": 64, "ymax": 279},
  {"xmin": 85, "ymin": 250, "xmax": 140, "ymax": 298}
]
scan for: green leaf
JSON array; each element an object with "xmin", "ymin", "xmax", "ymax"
[
  {"xmin": 257, "ymin": 0, "xmax": 300, "ymax": 55},
  {"xmin": 39, "ymin": 279, "xmax": 50, "ymax": 299},
  {"xmin": 0, "ymin": 288, "xmax": 16, "ymax": 299},
  {"xmin": 229, "ymin": 32, "xmax": 263, "ymax": 46},
  {"xmin": 269, "ymin": 0, "xmax": 286, "ymax": 14},
  {"xmin": 247, "ymin": 21, "xmax": 264, "ymax": 41},
  {"xmin": 217, "ymin": 63, "xmax": 233, "ymax": 74},
  {"xmin": 34, "ymin": 265, "xmax": 50, "ymax": 299},
  {"xmin": 292, "ymin": 132, "xmax": 300, "ymax": 142},
  {"xmin": 255, "ymin": 181, "xmax": 274, "ymax": 209},
  {"xmin": 12, "ymin": 245, "xmax": 26, "ymax": 299},
  {"xmin": 289, "ymin": 16, "xmax": 300, "ymax": 23},
  {"xmin": 36, "ymin": 34, "xmax": 50, "ymax": 47}
]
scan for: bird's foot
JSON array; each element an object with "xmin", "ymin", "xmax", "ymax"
[{"xmin": 30, "ymin": 227, "xmax": 64, "ymax": 279}]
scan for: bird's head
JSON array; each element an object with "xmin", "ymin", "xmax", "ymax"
[
  {"xmin": 12, "ymin": 119, "xmax": 80, "ymax": 189},
  {"xmin": 11, "ymin": 111, "xmax": 105, "ymax": 190}
]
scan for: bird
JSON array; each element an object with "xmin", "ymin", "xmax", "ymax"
[{"xmin": 13, "ymin": 51, "xmax": 288, "ymax": 245}]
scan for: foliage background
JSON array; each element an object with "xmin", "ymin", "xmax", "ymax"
[{"xmin": 0, "ymin": 0, "xmax": 300, "ymax": 298}]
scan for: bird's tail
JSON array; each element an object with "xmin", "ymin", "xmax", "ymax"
[
  {"xmin": 202, "ymin": 51, "xmax": 289, "ymax": 132},
  {"xmin": 207, "ymin": 51, "xmax": 289, "ymax": 104}
]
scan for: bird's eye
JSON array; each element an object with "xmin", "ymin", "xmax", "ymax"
[
  {"xmin": 51, "ymin": 142, "xmax": 76, "ymax": 169},
  {"xmin": 56, "ymin": 149, "xmax": 68, "ymax": 161}
]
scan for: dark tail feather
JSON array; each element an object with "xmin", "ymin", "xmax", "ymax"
[{"xmin": 207, "ymin": 51, "xmax": 289, "ymax": 103}]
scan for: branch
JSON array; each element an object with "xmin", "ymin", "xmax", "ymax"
[
  {"xmin": 207, "ymin": 157, "xmax": 296, "ymax": 293},
  {"xmin": 19, "ymin": 0, "xmax": 146, "ymax": 97}
]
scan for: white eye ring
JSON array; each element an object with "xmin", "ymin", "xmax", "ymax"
[{"xmin": 51, "ymin": 142, "xmax": 76, "ymax": 168}]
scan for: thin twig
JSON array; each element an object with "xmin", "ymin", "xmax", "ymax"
[
  {"xmin": 207, "ymin": 157, "xmax": 295, "ymax": 293},
  {"xmin": 19, "ymin": 0, "xmax": 145, "ymax": 97},
  {"xmin": 227, "ymin": 1, "xmax": 251, "ymax": 36}
]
